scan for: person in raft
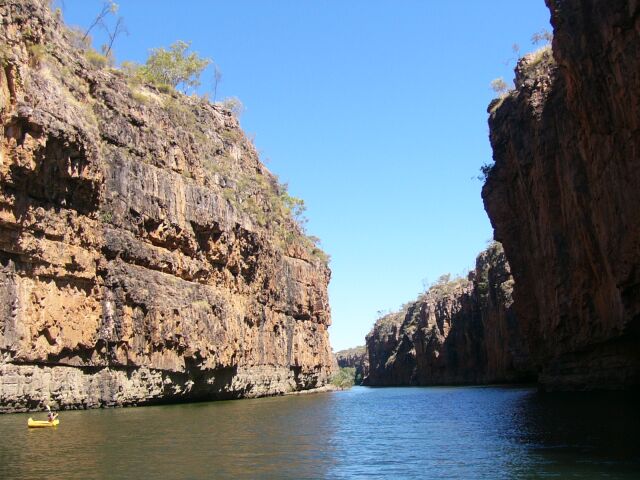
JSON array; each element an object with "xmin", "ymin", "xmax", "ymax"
[{"xmin": 46, "ymin": 405, "xmax": 58, "ymax": 423}]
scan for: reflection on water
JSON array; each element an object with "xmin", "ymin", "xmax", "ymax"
[
  {"xmin": 0, "ymin": 387, "xmax": 638, "ymax": 479},
  {"xmin": 513, "ymin": 390, "xmax": 640, "ymax": 474}
]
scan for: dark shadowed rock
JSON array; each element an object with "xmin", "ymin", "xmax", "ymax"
[{"xmin": 482, "ymin": 0, "xmax": 640, "ymax": 390}]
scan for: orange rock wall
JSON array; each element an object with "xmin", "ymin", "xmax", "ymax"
[{"xmin": 0, "ymin": 0, "xmax": 334, "ymax": 412}]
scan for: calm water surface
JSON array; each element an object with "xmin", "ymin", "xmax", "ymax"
[{"xmin": 0, "ymin": 386, "xmax": 639, "ymax": 479}]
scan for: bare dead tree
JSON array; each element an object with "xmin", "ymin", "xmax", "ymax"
[
  {"xmin": 212, "ymin": 64, "xmax": 222, "ymax": 102},
  {"xmin": 82, "ymin": 1, "xmax": 117, "ymax": 44},
  {"xmin": 531, "ymin": 29, "xmax": 553, "ymax": 45},
  {"xmin": 103, "ymin": 16, "xmax": 127, "ymax": 57}
]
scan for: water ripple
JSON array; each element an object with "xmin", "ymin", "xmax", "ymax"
[{"xmin": 0, "ymin": 387, "xmax": 638, "ymax": 479}]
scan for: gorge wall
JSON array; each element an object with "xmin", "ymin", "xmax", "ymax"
[
  {"xmin": 364, "ymin": 243, "xmax": 534, "ymax": 386},
  {"xmin": 0, "ymin": 0, "xmax": 334, "ymax": 413},
  {"xmin": 483, "ymin": 0, "xmax": 640, "ymax": 390},
  {"xmin": 366, "ymin": 0, "xmax": 640, "ymax": 391}
]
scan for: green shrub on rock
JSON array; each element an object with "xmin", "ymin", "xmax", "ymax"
[
  {"xmin": 330, "ymin": 367, "xmax": 356, "ymax": 389},
  {"xmin": 84, "ymin": 48, "xmax": 109, "ymax": 68}
]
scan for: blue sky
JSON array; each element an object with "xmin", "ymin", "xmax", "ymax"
[{"xmin": 59, "ymin": 0, "xmax": 551, "ymax": 351}]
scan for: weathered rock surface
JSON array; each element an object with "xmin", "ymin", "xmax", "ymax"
[
  {"xmin": 0, "ymin": 0, "xmax": 334, "ymax": 412},
  {"xmin": 334, "ymin": 345, "xmax": 368, "ymax": 384},
  {"xmin": 364, "ymin": 243, "xmax": 533, "ymax": 386},
  {"xmin": 482, "ymin": 0, "xmax": 640, "ymax": 390}
]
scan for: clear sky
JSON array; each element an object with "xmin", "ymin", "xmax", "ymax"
[{"xmin": 59, "ymin": 0, "xmax": 551, "ymax": 352}]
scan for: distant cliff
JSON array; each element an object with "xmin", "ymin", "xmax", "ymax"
[
  {"xmin": 334, "ymin": 346, "xmax": 368, "ymax": 384},
  {"xmin": 482, "ymin": 0, "xmax": 640, "ymax": 390},
  {"xmin": 364, "ymin": 243, "xmax": 533, "ymax": 386},
  {"xmin": 0, "ymin": 0, "xmax": 334, "ymax": 412}
]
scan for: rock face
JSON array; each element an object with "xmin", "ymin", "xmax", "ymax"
[
  {"xmin": 0, "ymin": 0, "xmax": 334, "ymax": 413},
  {"xmin": 334, "ymin": 346, "xmax": 368, "ymax": 384},
  {"xmin": 364, "ymin": 243, "xmax": 533, "ymax": 386},
  {"xmin": 482, "ymin": 0, "xmax": 640, "ymax": 390}
]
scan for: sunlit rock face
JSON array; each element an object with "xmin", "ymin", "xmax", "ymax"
[
  {"xmin": 482, "ymin": 0, "xmax": 640, "ymax": 390},
  {"xmin": 0, "ymin": 0, "xmax": 334, "ymax": 412},
  {"xmin": 365, "ymin": 243, "xmax": 533, "ymax": 386}
]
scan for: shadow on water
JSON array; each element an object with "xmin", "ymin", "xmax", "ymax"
[
  {"xmin": 510, "ymin": 390, "xmax": 640, "ymax": 472},
  {"xmin": 324, "ymin": 386, "xmax": 640, "ymax": 479}
]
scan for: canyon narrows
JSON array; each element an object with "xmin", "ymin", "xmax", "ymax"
[{"xmin": 364, "ymin": 0, "xmax": 640, "ymax": 391}]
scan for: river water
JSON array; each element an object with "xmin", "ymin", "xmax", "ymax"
[{"xmin": 0, "ymin": 386, "xmax": 638, "ymax": 479}]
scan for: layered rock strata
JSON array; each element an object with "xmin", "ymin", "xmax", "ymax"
[
  {"xmin": 482, "ymin": 0, "xmax": 640, "ymax": 390},
  {"xmin": 0, "ymin": 0, "xmax": 334, "ymax": 412},
  {"xmin": 364, "ymin": 243, "xmax": 533, "ymax": 386}
]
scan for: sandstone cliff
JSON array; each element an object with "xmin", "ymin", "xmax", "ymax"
[
  {"xmin": 364, "ymin": 243, "xmax": 533, "ymax": 386},
  {"xmin": 0, "ymin": 0, "xmax": 334, "ymax": 412},
  {"xmin": 482, "ymin": 0, "xmax": 640, "ymax": 390},
  {"xmin": 334, "ymin": 345, "xmax": 368, "ymax": 384}
]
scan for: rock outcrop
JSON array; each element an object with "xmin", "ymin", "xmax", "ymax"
[
  {"xmin": 334, "ymin": 345, "xmax": 368, "ymax": 384},
  {"xmin": 0, "ymin": 0, "xmax": 334, "ymax": 412},
  {"xmin": 364, "ymin": 243, "xmax": 533, "ymax": 386},
  {"xmin": 482, "ymin": 0, "xmax": 640, "ymax": 390}
]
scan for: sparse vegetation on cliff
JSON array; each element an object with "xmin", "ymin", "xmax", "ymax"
[
  {"xmin": 84, "ymin": 48, "xmax": 109, "ymax": 68},
  {"xmin": 479, "ymin": 162, "xmax": 494, "ymax": 181},
  {"xmin": 427, "ymin": 273, "xmax": 470, "ymax": 300},
  {"xmin": 519, "ymin": 44, "xmax": 554, "ymax": 77},
  {"xmin": 484, "ymin": 28, "xmax": 555, "ymax": 174},
  {"xmin": 62, "ymin": 1, "xmax": 125, "ymax": 67},
  {"xmin": 475, "ymin": 241, "xmax": 509, "ymax": 307},
  {"xmin": 531, "ymin": 28, "xmax": 553, "ymax": 46},
  {"xmin": 53, "ymin": 2, "xmax": 328, "ymax": 265},
  {"xmin": 490, "ymin": 77, "xmax": 509, "ymax": 95},
  {"xmin": 221, "ymin": 96, "xmax": 244, "ymax": 118},
  {"xmin": 365, "ymin": 241, "xmax": 525, "ymax": 386},
  {"xmin": 372, "ymin": 310, "xmax": 405, "ymax": 333},
  {"xmin": 335, "ymin": 345, "xmax": 366, "ymax": 358},
  {"xmin": 488, "ymin": 27, "xmax": 553, "ymax": 101}
]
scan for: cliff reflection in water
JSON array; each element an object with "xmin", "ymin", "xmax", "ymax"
[
  {"xmin": 513, "ymin": 390, "xmax": 640, "ymax": 462},
  {"xmin": 0, "ymin": 387, "xmax": 638, "ymax": 479}
]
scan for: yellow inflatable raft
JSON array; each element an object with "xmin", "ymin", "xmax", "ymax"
[{"xmin": 27, "ymin": 418, "xmax": 59, "ymax": 428}]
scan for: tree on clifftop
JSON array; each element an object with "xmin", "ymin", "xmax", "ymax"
[{"xmin": 141, "ymin": 41, "xmax": 211, "ymax": 93}]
